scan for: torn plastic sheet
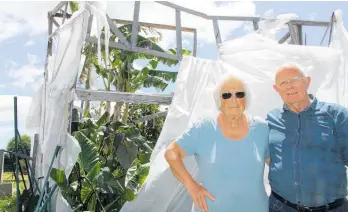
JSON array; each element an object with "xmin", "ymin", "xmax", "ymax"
[
  {"xmin": 120, "ymin": 12, "xmax": 348, "ymax": 212},
  {"xmin": 328, "ymin": 9, "xmax": 348, "ymax": 107},
  {"xmin": 258, "ymin": 13, "xmax": 299, "ymax": 40},
  {"xmin": 26, "ymin": 2, "xmax": 110, "ymax": 212}
]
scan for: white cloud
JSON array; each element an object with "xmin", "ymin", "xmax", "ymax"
[
  {"xmin": 0, "ymin": 84, "xmax": 6, "ymax": 88},
  {"xmin": 7, "ymin": 53, "xmax": 43, "ymax": 88},
  {"xmin": 102, "ymin": 1, "xmax": 256, "ymax": 50},
  {"xmin": 0, "ymin": 1, "xmax": 59, "ymax": 43},
  {"xmin": 308, "ymin": 13, "xmax": 317, "ymax": 21},
  {"xmin": 24, "ymin": 40, "xmax": 35, "ymax": 47},
  {"xmin": 0, "ymin": 95, "xmax": 33, "ymax": 149},
  {"xmin": 0, "ymin": 1, "xmax": 255, "ymax": 48}
]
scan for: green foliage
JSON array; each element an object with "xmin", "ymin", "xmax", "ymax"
[
  {"xmin": 67, "ymin": 19, "xmax": 186, "ymax": 211},
  {"xmin": 70, "ymin": 1, "xmax": 79, "ymax": 13},
  {"xmin": 0, "ymin": 195, "xmax": 16, "ymax": 212},
  {"xmin": 7, "ymin": 135, "xmax": 31, "ymax": 156},
  {"xmin": 50, "ymin": 113, "xmax": 153, "ymax": 211},
  {"xmin": 128, "ymin": 104, "xmax": 166, "ymax": 143}
]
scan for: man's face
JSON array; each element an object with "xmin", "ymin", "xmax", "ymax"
[
  {"xmin": 273, "ymin": 67, "xmax": 311, "ymax": 104},
  {"xmin": 220, "ymin": 78, "xmax": 246, "ymax": 116}
]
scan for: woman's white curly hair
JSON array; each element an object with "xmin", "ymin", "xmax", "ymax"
[{"xmin": 213, "ymin": 73, "xmax": 252, "ymax": 111}]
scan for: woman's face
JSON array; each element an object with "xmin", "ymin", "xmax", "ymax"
[{"xmin": 219, "ymin": 78, "xmax": 246, "ymax": 116}]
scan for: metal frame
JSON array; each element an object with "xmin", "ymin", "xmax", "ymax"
[{"xmin": 77, "ymin": 1, "xmax": 331, "ymax": 105}]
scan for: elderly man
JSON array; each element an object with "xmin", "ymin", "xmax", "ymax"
[{"xmin": 266, "ymin": 63, "xmax": 348, "ymax": 212}]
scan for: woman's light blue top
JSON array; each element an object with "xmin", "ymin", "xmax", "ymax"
[{"xmin": 176, "ymin": 115, "xmax": 270, "ymax": 212}]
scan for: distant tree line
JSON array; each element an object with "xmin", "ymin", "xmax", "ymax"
[{"xmin": 3, "ymin": 135, "xmax": 31, "ymax": 172}]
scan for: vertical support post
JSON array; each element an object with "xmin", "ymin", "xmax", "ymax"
[
  {"xmin": 253, "ymin": 20, "xmax": 259, "ymax": 31},
  {"xmin": 131, "ymin": 1, "xmax": 140, "ymax": 48},
  {"xmin": 193, "ymin": 29, "xmax": 197, "ymax": 57},
  {"xmin": 0, "ymin": 150, "xmax": 4, "ymax": 182},
  {"xmin": 32, "ymin": 134, "xmax": 39, "ymax": 181},
  {"xmin": 86, "ymin": 15, "xmax": 94, "ymax": 37},
  {"xmin": 43, "ymin": 12, "xmax": 53, "ymax": 146},
  {"xmin": 14, "ymin": 97, "xmax": 20, "ymax": 212},
  {"xmin": 328, "ymin": 12, "xmax": 335, "ymax": 47},
  {"xmin": 212, "ymin": 18, "xmax": 222, "ymax": 45},
  {"xmin": 297, "ymin": 25, "xmax": 303, "ymax": 45},
  {"xmin": 175, "ymin": 9, "xmax": 182, "ymax": 61},
  {"xmin": 288, "ymin": 21, "xmax": 300, "ymax": 45},
  {"xmin": 62, "ymin": 2, "xmax": 68, "ymax": 24}
]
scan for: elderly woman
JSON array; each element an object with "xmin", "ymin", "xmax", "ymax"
[{"xmin": 164, "ymin": 74, "xmax": 270, "ymax": 212}]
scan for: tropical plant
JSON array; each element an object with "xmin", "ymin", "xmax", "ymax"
[
  {"xmin": 50, "ymin": 113, "xmax": 152, "ymax": 211},
  {"xmin": 79, "ymin": 23, "xmax": 190, "ymax": 122},
  {"xmin": 60, "ymin": 2, "xmax": 184, "ymax": 211},
  {"xmin": 128, "ymin": 104, "xmax": 167, "ymax": 144}
]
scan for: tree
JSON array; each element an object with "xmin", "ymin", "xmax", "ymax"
[{"xmin": 7, "ymin": 135, "xmax": 31, "ymax": 156}]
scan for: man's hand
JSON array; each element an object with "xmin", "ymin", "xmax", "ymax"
[{"xmin": 186, "ymin": 182, "xmax": 215, "ymax": 212}]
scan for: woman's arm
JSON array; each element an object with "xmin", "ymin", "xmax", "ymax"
[
  {"xmin": 165, "ymin": 141, "xmax": 215, "ymax": 212},
  {"xmin": 165, "ymin": 142, "xmax": 195, "ymax": 186}
]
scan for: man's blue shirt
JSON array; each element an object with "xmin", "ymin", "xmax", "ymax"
[{"xmin": 266, "ymin": 97, "xmax": 348, "ymax": 207}]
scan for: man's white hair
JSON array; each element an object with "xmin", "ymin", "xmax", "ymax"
[
  {"xmin": 213, "ymin": 73, "xmax": 252, "ymax": 110},
  {"xmin": 276, "ymin": 62, "xmax": 307, "ymax": 77}
]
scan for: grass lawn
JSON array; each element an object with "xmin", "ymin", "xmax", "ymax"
[{"xmin": 0, "ymin": 172, "xmax": 29, "ymax": 212}]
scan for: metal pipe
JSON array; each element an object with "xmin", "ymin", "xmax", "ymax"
[{"xmin": 14, "ymin": 97, "xmax": 20, "ymax": 212}]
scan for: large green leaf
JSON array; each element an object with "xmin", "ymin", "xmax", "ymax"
[
  {"xmin": 50, "ymin": 168, "xmax": 76, "ymax": 195},
  {"xmin": 87, "ymin": 193, "xmax": 97, "ymax": 211},
  {"xmin": 50, "ymin": 168, "xmax": 67, "ymax": 188},
  {"xmin": 104, "ymin": 197, "xmax": 121, "ymax": 212},
  {"xmin": 74, "ymin": 131, "xmax": 100, "ymax": 173},
  {"xmin": 148, "ymin": 70, "xmax": 177, "ymax": 82},
  {"xmin": 86, "ymin": 162, "xmax": 101, "ymax": 183},
  {"xmin": 125, "ymin": 161, "xmax": 149, "ymax": 194},
  {"xmin": 70, "ymin": 2, "xmax": 79, "ymax": 13},
  {"xmin": 116, "ymin": 139, "xmax": 138, "ymax": 169},
  {"xmin": 81, "ymin": 183, "xmax": 93, "ymax": 204},
  {"xmin": 96, "ymin": 111, "xmax": 110, "ymax": 127},
  {"xmin": 96, "ymin": 167, "xmax": 124, "ymax": 194},
  {"xmin": 81, "ymin": 162, "xmax": 101, "ymax": 203}
]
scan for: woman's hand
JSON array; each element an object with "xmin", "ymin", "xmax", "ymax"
[{"xmin": 186, "ymin": 182, "xmax": 215, "ymax": 212}]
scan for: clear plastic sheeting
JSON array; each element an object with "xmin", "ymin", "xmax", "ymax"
[
  {"xmin": 218, "ymin": 35, "xmax": 342, "ymax": 118},
  {"xmin": 26, "ymin": 2, "xmax": 110, "ymax": 212},
  {"xmin": 329, "ymin": 9, "xmax": 348, "ymax": 107},
  {"xmin": 120, "ymin": 11, "xmax": 348, "ymax": 212},
  {"xmin": 258, "ymin": 13, "xmax": 299, "ymax": 40}
]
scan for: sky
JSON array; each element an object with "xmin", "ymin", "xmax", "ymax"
[{"xmin": 0, "ymin": 0, "xmax": 348, "ymax": 149}]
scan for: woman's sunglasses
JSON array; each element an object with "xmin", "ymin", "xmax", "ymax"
[{"xmin": 221, "ymin": 92, "xmax": 245, "ymax": 99}]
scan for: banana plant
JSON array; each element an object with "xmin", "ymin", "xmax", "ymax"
[{"xmin": 50, "ymin": 112, "xmax": 152, "ymax": 211}]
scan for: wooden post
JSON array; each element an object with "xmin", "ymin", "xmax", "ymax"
[
  {"xmin": 176, "ymin": 9, "xmax": 183, "ymax": 61},
  {"xmin": 212, "ymin": 18, "xmax": 222, "ymax": 45}
]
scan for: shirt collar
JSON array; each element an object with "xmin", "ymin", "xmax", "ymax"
[{"xmin": 282, "ymin": 94, "xmax": 317, "ymax": 112}]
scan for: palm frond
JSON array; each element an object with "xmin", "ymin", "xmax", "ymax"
[{"xmin": 147, "ymin": 70, "xmax": 177, "ymax": 83}]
